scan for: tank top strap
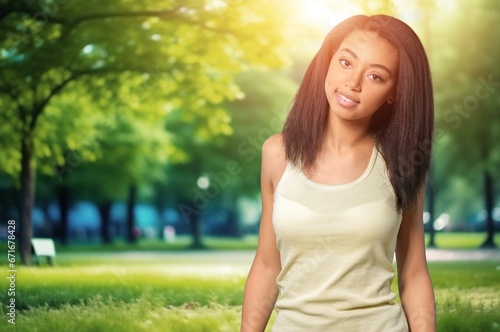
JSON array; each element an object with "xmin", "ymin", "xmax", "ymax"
[{"xmin": 273, "ymin": 162, "xmax": 294, "ymax": 199}]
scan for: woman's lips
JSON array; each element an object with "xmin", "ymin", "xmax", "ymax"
[{"xmin": 335, "ymin": 91, "xmax": 360, "ymax": 108}]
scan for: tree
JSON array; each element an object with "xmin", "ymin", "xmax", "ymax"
[
  {"xmin": 169, "ymin": 69, "xmax": 298, "ymax": 247},
  {"xmin": 406, "ymin": 0, "xmax": 438, "ymax": 247},
  {"xmin": 433, "ymin": 0, "xmax": 500, "ymax": 247},
  {"xmin": 0, "ymin": 0, "xmax": 293, "ymax": 264}
]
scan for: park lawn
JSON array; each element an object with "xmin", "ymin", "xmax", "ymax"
[
  {"xmin": 49, "ymin": 232, "xmax": 500, "ymax": 250},
  {"xmin": 425, "ymin": 232, "xmax": 500, "ymax": 248},
  {"xmin": 0, "ymin": 257, "xmax": 499, "ymax": 332},
  {"xmin": 418, "ymin": 261, "xmax": 500, "ymax": 332},
  {"xmin": 53, "ymin": 235, "xmax": 262, "ymax": 253},
  {"xmin": 1, "ymin": 232, "xmax": 499, "ymax": 261}
]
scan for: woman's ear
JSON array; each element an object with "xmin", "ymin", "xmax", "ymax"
[{"xmin": 387, "ymin": 90, "xmax": 397, "ymax": 104}]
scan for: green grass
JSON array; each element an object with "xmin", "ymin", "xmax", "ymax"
[
  {"xmin": 1, "ymin": 255, "xmax": 499, "ymax": 331},
  {"xmin": 437, "ymin": 296, "xmax": 500, "ymax": 332},
  {"xmin": 0, "ymin": 234, "xmax": 499, "ymax": 331},
  {"xmin": 1, "ymin": 232, "xmax": 498, "ymax": 259},
  {"xmin": 50, "ymin": 232, "xmax": 500, "ymax": 251},
  {"xmin": 3, "ymin": 297, "xmax": 243, "ymax": 332},
  {"xmin": 51, "ymin": 235, "xmax": 261, "ymax": 252},
  {"xmin": 2, "ymin": 265, "xmax": 247, "ymax": 311},
  {"xmin": 429, "ymin": 261, "xmax": 500, "ymax": 290},
  {"xmin": 429, "ymin": 261, "xmax": 500, "ymax": 331},
  {"xmin": 425, "ymin": 232, "xmax": 500, "ymax": 248}
]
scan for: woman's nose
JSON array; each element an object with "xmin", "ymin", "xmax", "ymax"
[{"xmin": 345, "ymin": 71, "xmax": 362, "ymax": 92}]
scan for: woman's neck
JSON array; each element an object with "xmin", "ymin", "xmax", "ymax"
[{"xmin": 322, "ymin": 114, "xmax": 373, "ymax": 153}]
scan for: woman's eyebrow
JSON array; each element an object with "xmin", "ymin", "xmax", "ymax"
[
  {"xmin": 339, "ymin": 48, "xmax": 359, "ymax": 59},
  {"xmin": 339, "ymin": 48, "xmax": 393, "ymax": 77}
]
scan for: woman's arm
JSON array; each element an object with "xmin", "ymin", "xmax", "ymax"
[
  {"xmin": 241, "ymin": 135, "xmax": 284, "ymax": 332},
  {"xmin": 395, "ymin": 186, "xmax": 436, "ymax": 332}
]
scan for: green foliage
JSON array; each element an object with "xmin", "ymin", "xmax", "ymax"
[
  {"xmin": 431, "ymin": 0, "xmax": 500, "ymax": 220},
  {"xmin": 0, "ymin": 0, "xmax": 294, "ymax": 184},
  {"xmin": 2, "ymin": 0, "xmax": 499, "ymax": 244},
  {"xmin": 354, "ymin": 0, "xmax": 400, "ymax": 16},
  {"xmin": 0, "ymin": 0, "xmax": 297, "ymax": 258},
  {"xmin": 206, "ymin": 70, "xmax": 298, "ymax": 196},
  {"xmin": 0, "ymin": 0, "xmax": 293, "ymax": 166},
  {"xmin": 162, "ymin": 68, "xmax": 297, "ymax": 237}
]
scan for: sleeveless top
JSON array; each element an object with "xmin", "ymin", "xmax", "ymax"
[{"xmin": 271, "ymin": 146, "xmax": 409, "ymax": 331}]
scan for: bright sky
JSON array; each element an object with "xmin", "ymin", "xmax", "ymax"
[
  {"xmin": 294, "ymin": 0, "xmax": 361, "ymax": 36},
  {"xmin": 295, "ymin": 0, "xmax": 459, "ymax": 31},
  {"xmin": 291, "ymin": 0, "xmax": 458, "ymax": 50}
]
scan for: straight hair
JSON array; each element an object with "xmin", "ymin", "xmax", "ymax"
[{"xmin": 282, "ymin": 15, "xmax": 434, "ymax": 211}]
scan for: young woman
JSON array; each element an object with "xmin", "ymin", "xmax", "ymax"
[{"xmin": 241, "ymin": 15, "xmax": 435, "ymax": 331}]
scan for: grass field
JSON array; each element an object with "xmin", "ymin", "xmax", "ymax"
[
  {"xmin": 0, "ymin": 233, "xmax": 499, "ymax": 331},
  {"xmin": 424, "ymin": 232, "xmax": 500, "ymax": 249},
  {"xmin": 1, "ymin": 231, "xmax": 497, "ymax": 256}
]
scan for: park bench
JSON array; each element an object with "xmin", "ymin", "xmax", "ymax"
[{"xmin": 31, "ymin": 238, "xmax": 56, "ymax": 265}]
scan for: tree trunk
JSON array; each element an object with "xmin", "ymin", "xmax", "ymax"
[
  {"xmin": 481, "ymin": 170, "xmax": 496, "ymax": 248},
  {"xmin": 225, "ymin": 209, "xmax": 239, "ymax": 237},
  {"xmin": 154, "ymin": 183, "xmax": 167, "ymax": 240},
  {"xmin": 98, "ymin": 201, "xmax": 113, "ymax": 244},
  {"xmin": 426, "ymin": 174, "xmax": 436, "ymax": 248},
  {"xmin": 57, "ymin": 186, "xmax": 70, "ymax": 245},
  {"xmin": 1, "ymin": 186, "xmax": 19, "ymax": 223},
  {"xmin": 126, "ymin": 185, "xmax": 137, "ymax": 243},
  {"xmin": 190, "ymin": 212, "xmax": 204, "ymax": 249},
  {"xmin": 191, "ymin": 157, "xmax": 204, "ymax": 249},
  {"xmin": 20, "ymin": 139, "xmax": 35, "ymax": 265},
  {"xmin": 225, "ymin": 195, "xmax": 241, "ymax": 237},
  {"xmin": 39, "ymin": 199, "xmax": 51, "ymax": 237},
  {"xmin": 178, "ymin": 197, "xmax": 204, "ymax": 249}
]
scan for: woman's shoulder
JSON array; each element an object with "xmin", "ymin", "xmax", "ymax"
[
  {"xmin": 262, "ymin": 133, "xmax": 288, "ymax": 190},
  {"xmin": 262, "ymin": 133, "xmax": 286, "ymax": 163}
]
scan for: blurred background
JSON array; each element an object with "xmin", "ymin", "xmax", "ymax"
[{"xmin": 0, "ymin": 0, "xmax": 499, "ymax": 265}]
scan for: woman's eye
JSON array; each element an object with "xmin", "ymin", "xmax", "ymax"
[
  {"xmin": 340, "ymin": 59, "xmax": 351, "ymax": 68},
  {"xmin": 368, "ymin": 74, "xmax": 384, "ymax": 82}
]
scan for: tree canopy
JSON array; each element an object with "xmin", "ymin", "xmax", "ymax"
[{"xmin": 0, "ymin": 0, "xmax": 295, "ymax": 263}]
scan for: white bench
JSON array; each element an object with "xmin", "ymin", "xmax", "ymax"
[{"xmin": 31, "ymin": 238, "xmax": 56, "ymax": 265}]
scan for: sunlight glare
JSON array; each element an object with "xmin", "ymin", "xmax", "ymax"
[
  {"xmin": 296, "ymin": 0, "xmax": 360, "ymax": 33},
  {"xmin": 302, "ymin": 1, "xmax": 329, "ymax": 23}
]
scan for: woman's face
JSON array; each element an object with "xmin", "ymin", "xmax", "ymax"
[{"xmin": 324, "ymin": 30, "xmax": 399, "ymax": 124}]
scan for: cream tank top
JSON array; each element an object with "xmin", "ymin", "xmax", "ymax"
[{"xmin": 271, "ymin": 146, "xmax": 409, "ymax": 331}]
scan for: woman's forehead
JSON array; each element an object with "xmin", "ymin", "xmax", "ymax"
[{"xmin": 335, "ymin": 30, "xmax": 399, "ymax": 68}]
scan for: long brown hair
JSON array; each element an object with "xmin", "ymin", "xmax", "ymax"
[{"xmin": 282, "ymin": 15, "xmax": 434, "ymax": 211}]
